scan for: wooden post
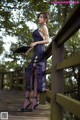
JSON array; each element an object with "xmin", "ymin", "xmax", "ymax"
[
  {"xmin": 39, "ymin": 92, "xmax": 46, "ymax": 104},
  {"xmin": 50, "ymin": 41, "xmax": 64, "ymax": 120},
  {"xmin": 10, "ymin": 72, "xmax": 13, "ymax": 89},
  {"xmin": 0, "ymin": 73, "xmax": 3, "ymax": 89},
  {"xmin": 14, "ymin": 71, "xmax": 18, "ymax": 90}
]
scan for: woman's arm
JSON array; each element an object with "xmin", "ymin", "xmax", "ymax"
[{"xmin": 30, "ymin": 25, "xmax": 49, "ymax": 48}]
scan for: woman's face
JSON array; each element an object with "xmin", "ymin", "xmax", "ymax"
[{"xmin": 38, "ymin": 14, "xmax": 46, "ymax": 24}]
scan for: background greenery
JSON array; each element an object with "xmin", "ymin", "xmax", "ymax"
[{"xmin": 0, "ymin": 0, "xmax": 77, "ymax": 70}]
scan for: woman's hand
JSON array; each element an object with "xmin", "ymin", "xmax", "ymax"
[
  {"xmin": 30, "ymin": 42, "xmax": 37, "ymax": 48},
  {"xmin": 25, "ymin": 42, "xmax": 37, "ymax": 56},
  {"xmin": 25, "ymin": 47, "xmax": 32, "ymax": 56}
]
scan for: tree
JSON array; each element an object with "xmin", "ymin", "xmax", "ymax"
[{"xmin": 0, "ymin": 40, "xmax": 4, "ymax": 55}]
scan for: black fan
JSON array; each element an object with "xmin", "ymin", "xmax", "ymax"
[{"xmin": 14, "ymin": 46, "xmax": 31, "ymax": 53}]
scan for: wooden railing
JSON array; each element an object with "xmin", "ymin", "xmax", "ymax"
[
  {"xmin": 45, "ymin": 5, "xmax": 80, "ymax": 120},
  {"xmin": 0, "ymin": 68, "xmax": 26, "ymax": 90}
]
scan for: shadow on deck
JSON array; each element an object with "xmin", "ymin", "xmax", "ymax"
[{"xmin": 0, "ymin": 90, "xmax": 50, "ymax": 120}]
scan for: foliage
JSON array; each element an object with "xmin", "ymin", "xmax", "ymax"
[{"xmin": 0, "ymin": 1, "xmax": 76, "ymax": 66}]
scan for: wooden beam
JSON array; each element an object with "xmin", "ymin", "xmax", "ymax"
[
  {"xmin": 50, "ymin": 40, "xmax": 64, "ymax": 120},
  {"xmin": 45, "ymin": 43, "xmax": 52, "ymax": 59},
  {"xmin": 56, "ymin": 93, "xmax": 80, "ymax": 118},
  {"xmin": 39, "ymin": 93, "xmax": 46, "ymax": 105},
  {"xmin": 57, "ymin": 54, "xmax": 80, "ymax": 70},
  {"xmin": 46, "ymin": 89, "xmax": 51, "ymax": 99}
]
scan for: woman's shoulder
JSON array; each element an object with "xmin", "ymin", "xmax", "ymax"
[
  {"xmin": 41, "ymin": 25, "xmax": 48, "ymax": 33},
  {"xmin": 39, "ymin": 24, "xmax": 48, "ymax": 32},
  {"xmin": 41, "ymin": 24, "xmax": 48, "ymax": 29},
  {"xmin": 38, "ymin": 24, "xmax": 49, "ymax": 36}
]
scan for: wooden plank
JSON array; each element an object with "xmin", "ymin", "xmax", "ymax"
[
  {"xmin": 44, "ymin": 43, "xmax": 52, "ymax": 59},
  {"xmin": 46, "ymin": 89, "xmax": 51, "ymax": 99},
  {"xmin": 57, "ymin": 54, "xmax": 80, "ymax": 70},
  {"xmin": 0, "ymin": 90, "xmax": 50, "ymax": 120},
  {"xmin": 56, "ymin": 93, "xmax": 80, "ymax": 118},
  {"xmin": 9, "ymin": 116, "xmax": 50, "ymax": 120},
  {"xmin": 0, "ymin": 74, "xmax": 3, "ymax": 89},
  {"xmin": 50, "ymin": 41, "xmax": 64, "ymax": 120},
  {"xmin": 39, "ymin": 93, "xmax": 46, "ymax": 105}
]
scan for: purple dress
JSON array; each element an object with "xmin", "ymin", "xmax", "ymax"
[{"xmin": 25, "ymin": 29, "xmax": 46, "ymax": 93}]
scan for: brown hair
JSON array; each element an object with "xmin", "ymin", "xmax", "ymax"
[{"xmin": 37, "ymin": 12, "xmax": 49, "ymax": 23}]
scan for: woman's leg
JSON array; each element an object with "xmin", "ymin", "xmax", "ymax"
[
  {"xmin": 22, "ymin": 63, "xmax": 33, "ymax": 108},
  {"xmin": 37, "ymin": 61, "xmax": 46, "ymax": 93},
  {"xmin": 23, "ymin": 91, "xmax": 30, "ymax": 108},
  {"xmin": 33, "ymin": 67, "xmax": 38, "ymax": 97},
  {"xmin": 32, "ymin": 67, "xmax": 38, "ymax": 109}
]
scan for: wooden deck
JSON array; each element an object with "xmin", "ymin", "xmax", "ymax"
[{"xmin": 0, "ymin": 90, "xmax": 50, "ymax": 120}]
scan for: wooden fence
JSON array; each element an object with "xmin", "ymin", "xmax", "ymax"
[
  {"xmin": 45, "ymin": 5, "xmax": 80, "ymax": 120},
  {"xmin": 0, "ymin": 68, "xmax": 26, "ymax": 90}
]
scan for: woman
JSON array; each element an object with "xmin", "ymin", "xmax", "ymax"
[{"xmin": 19, "ymin": 12, "xmax": 49, "ymax": 112}]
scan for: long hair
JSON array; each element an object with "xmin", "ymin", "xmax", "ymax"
[{"xmin": 37, "ymin": 12, "xmax": 49, "ymax": 23}]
